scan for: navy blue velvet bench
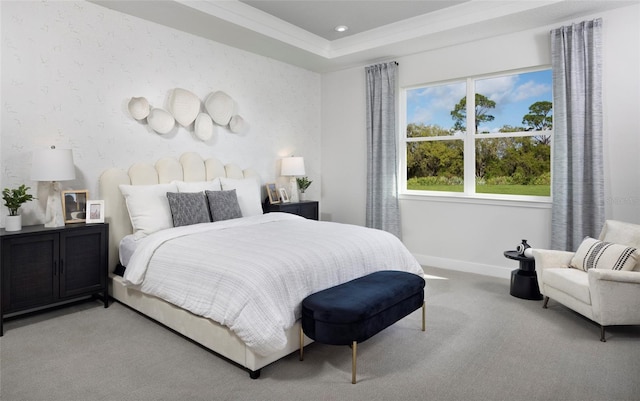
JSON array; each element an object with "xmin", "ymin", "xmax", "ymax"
[{"xmin": 300, "ymin": 270, "xmax": 426, "ymax": 383}]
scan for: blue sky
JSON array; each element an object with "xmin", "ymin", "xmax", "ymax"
[{"xmin": 406, "ymin": 69, "xmax": 552, "ymax": 133}]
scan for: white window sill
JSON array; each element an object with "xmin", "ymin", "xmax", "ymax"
[{"xmin": 398, "ymin": 191, "xmax": 552, "ymax": 209}]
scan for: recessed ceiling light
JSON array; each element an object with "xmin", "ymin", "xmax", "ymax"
[{"xmin": 334, "ymin": 25, "xmax": 349, "ymax": 33}]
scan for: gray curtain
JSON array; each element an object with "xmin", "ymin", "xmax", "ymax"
[
  {"xmin": 365, "ymin": 61, "xmax": 401, "ymax": 238},
  {"xmin": 550, "ymin": 19, "xmax": 604, "ymax": 251}
]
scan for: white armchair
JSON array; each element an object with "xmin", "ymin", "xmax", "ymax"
[{"xmin": 532, "ymin": 220, "xmax": 640, "ymax": 341}]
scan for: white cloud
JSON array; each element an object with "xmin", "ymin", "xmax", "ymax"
[
  {"xmin": 410, "ymin": 106, "xmax": 434, "ymax": 123},
  {"xmin": 411, "ymin": 82, "xmax": 465, "ymax": 112},
  {"xmin": 511, "ymin": 80, "xmax": 551, "ymax": 101},
  {"xmin": 476, "ymin": 75, "xmax": 518, "ymax": 104},
  {"xmin": 477, "ymin": 74, "xmax": 551, "ymax": 104}
]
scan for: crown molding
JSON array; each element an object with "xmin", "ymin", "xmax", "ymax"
[
  {"xmin": 328, "ymin": 0, "xmax": 563, "ymax": 58},
  {"xmin": 179, "ymin": 0, "xmax": 563, "ymax": 60},
  {"xmin": 177, "ymin": 0, "xmax": 332, "ymax": 57}
]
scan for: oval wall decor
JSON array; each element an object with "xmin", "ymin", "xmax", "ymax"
[
  {"xmin": 204, "ymin": 91, "xmax": 235, "ymax": 126},
  {"xmin": 128, "ymin": 88, "xmax": 247, "ymax": 141},
  {"xmin": 229, "ymin": 115, "xmax": 248, "ymax": 134},
  {"xmin": 194, "ymin": 112, "xmax": 214, "ymax": 141},
  {"xmin": 128, "ymin": 97, "xmax": 150, "ymax": 120},
  {"xmin": 147, "ymin": 108, "xmax": 175, "ymax": 135},
  {"xmin": 168, "ymin": 88, "xmax": 200, "ymax": 127}
]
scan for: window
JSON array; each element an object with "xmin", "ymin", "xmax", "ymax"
[{"xmin": 402, "ymin": 69, "xmax": 552, "ymax": 199}]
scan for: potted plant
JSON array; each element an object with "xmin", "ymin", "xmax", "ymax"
[
  {"xmin": 296, "ymin": 177, "xmax": 312, "ymax": 200},
  {"xmin": 2, "ymin": 184, "xmax": 35, "ymax": 231}
]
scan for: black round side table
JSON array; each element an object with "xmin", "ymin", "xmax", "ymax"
[{"xmin": 504, "ymin": 250, "xmax": 543, "ymax": 300}]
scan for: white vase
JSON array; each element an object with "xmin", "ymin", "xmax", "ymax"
[
  {"xmin": 5, "ymin": 215, "xmax": 22, "ymax": 231},
  {"xmin": 299, "ymin": 192, "xmax": 306, "ymax": 201}
]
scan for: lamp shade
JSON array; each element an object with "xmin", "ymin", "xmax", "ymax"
[
  {"xmin": 31, "ymin": 147, "xmax": 76, "ymax": 181},
  {"xmin": 281, "ymin": 157, "xmax": 305, "ymax": 176}
]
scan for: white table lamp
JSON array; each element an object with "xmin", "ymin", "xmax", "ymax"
[
  {"xmin": 31, "ymin": 146, "xmax": 76, "ymax": 227},
  {"xmin": 281, "ymin": 156, "xmax": 305, "ymax": 203}
]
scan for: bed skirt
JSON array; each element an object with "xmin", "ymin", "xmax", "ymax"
[{"xmin": 109, "ymin": 274, "xmax": 312, "ymax": 378}]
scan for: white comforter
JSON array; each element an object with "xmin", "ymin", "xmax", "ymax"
[{"xmin": 123, "ymin": 213, "xmax": 424, "ymax": 356}]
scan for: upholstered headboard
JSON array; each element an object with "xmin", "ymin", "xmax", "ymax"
[{"xmin": 99, "ymin": 152, "xmax": 259, "ymax": 273}]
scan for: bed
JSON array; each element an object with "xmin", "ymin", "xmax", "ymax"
[{"xmin": 99, "ymin": 152, "xmax": 424, "ymax": 378}]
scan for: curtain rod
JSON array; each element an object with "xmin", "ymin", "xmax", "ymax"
[{"xmin": 366, "ymin": 61, "xmax": 398, "ymax": 68}]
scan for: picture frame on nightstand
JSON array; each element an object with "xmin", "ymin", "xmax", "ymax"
[
  {"xmin": 266, "ymin": 183, "xmax": 280, "ymax": 204},
  {"xmin": 279, "ymin": 187, "xmax": 290, "ymax": 203},
  {"xmin": 62, "ymin": 190, "xmax": 89, "ymax": 224},
  {"xmin": 86, "ymin": 200, "xmax": 105, "ymax": 224}
]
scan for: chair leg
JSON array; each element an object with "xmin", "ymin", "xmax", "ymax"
[
  {"xmin": 542, "ymin": 296, "xmax": 549, "ymax": 309},
  {"xmin": 299, "ymin": 327, "xmax": 304, "ymax": 361},
  {"xmin": 352, "ymin": 341, "xmax": 357, "ymax": 384},
  {"xmin": 422, "ymin": 302, "xmax": 426, "ymax": 332},
  {"xmin": 600, "ymin": 325, "xmax": 606, "ymax": 342}
]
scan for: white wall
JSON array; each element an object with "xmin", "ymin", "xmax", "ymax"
[
  {"xmin": 321, "ymin": 5, "xmax": 640, "ymax": 278},
  {"xmin": 0, "ymin": 1, "xmax": 321, "ymax": 227},
  {"xmin": 321, "ymin": 67, "xmax": 367, "ymax": 223}
]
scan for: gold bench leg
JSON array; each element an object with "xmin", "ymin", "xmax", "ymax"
[
  {"xmin": 299, "ymin": 326, "xmax": 304, "ymax": 361},
  {"xmin": 422, "ymin": 302, "xmax": 426, "ymax": 331},
  {"xmin": 352, "ymin": 341, "xmax": 357, "ymax": 384}
]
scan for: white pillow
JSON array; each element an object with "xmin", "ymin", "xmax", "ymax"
[
  {"xmin": 219, "ymin": 177, "xmax": 263, "ymax": 217},
  {"xmin": 570, "ymin": 237, "xmax": 638, "ymax": 272},
  {"xmin": 119, "ymin": 182, "xmax": 178, "ymax": 239},
  {"xmin": 174, "ymin": 178, "xmax": 221, "ymax": 193}
]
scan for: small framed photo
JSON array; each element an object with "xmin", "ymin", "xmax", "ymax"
[
  {"xmin": 62, "ymin": 190, "xmax": 89, "ymax": 224},
  {"xmin": 279, "ymin": 187, "xmax": 290, "ymax": 203},
  {"xmin": 86, "ymin": 200, "xmax": 105, "ymax": 224},
  {"xmin": 266, "ymin": 182, "xmax": 280, "ymax": 204}
]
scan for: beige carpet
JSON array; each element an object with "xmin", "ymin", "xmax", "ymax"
[{"xmin": 1, "ymin": 267, "xmax": 639, "ymax": 401}]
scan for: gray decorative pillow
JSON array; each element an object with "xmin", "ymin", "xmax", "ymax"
[
  {"xmin": 205, "ymin": 189, "xmax": 243, "ymax": 221},
  {"xmin": 166, "ymin": 192, "xmax": 211, "ymax": 227}
]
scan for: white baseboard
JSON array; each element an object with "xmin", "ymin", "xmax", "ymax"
[{"xmin": 413, "ymin": 253, "xmax": 512, "ymax": 280}]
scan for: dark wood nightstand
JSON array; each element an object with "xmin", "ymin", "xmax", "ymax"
[
  {"xmin": 0, "ymin": 223, "xmax": 109, "ymax": 335},
  {"xmin": 263, "ymin": 200, "xmax": 319, "ymax": 220}
]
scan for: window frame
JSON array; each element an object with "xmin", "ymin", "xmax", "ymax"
[{"xmin": 399, "ymin": 67, "xmax": 553, "ymax": 205}]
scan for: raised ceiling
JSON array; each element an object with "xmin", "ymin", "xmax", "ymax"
[
  {"xmin": 239, "ymin": 1, "xmax": 469, "ymax": 40},
  {"xmin": 91, "ymin": 1, "xmax": 638, "ymax": 73}
]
